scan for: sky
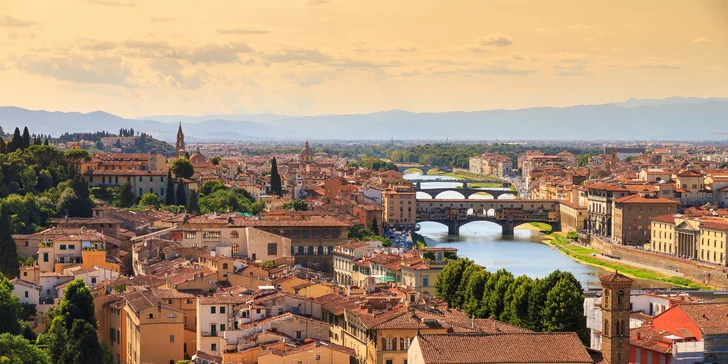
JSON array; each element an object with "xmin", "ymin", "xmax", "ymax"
[{"xmin": 0, "ymin": 0, "xmax": 727, "ymax": 118}]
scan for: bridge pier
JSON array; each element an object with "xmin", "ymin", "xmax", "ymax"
[
  {"xmin": 462, "ymin": 182, "xmax": 468, "ymax": 188},
  {"xmin": 502, "ymin": 221, "xmax": 515, "ymax": 236},
  {"xmin": 446, "ymin": 220, "xmax": 460, "ymax": 235}
]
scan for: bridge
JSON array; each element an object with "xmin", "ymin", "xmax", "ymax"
[
  {"xmin": 416, "ymin": 199, "xmax": 560, "ymax": 235},
  {"xmin": 416, "ymin": 187, "xmax": 517, "ymax": 199},
  {"xmin": 395, "ymin": 163, "xmax": 451, "ymax": 174},
  {"xmin": 414, "ymin": 181, "xmax": 516, "ymax": 199},
  {"xmin": 409, "ymin": 179, "xmax": 506, "ymax": 185}
]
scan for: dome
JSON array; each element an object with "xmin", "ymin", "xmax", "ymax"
[{"xmin": 190, "ymin": 145, "xmax": 207, "ymax": 164}]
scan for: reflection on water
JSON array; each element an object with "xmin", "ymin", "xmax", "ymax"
[
  {"xmin": 418, "ymin": 221, "xmax": 674, "ymax": 290},
  {"xmin": 408, "ymin": 172, "xmax": 673, "ymax": 289}
]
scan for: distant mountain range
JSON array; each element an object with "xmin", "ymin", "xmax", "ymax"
[{"xmin": 1, "ymin": 97, "xmax": 727, "ymax": 141}]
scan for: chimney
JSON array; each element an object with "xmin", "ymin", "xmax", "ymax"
[
  {"xmin": 635, "ymin": 332, "xmax": 641, "ymax": 340},
  {"xmin": 471, "ymin": 316, "xmax": 475, "ymax": 329}
]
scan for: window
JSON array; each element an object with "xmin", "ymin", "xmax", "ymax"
[
  {"xmin": 618, "ymin": 290, "xmax": 624, "ymax": 306},
  {"xmin": 230, "ymin": 230, "xmax": 239, "ymax": 238},
  {"xmin": 222, "ymin": 263, "xmax": 228, "ymax": 270},
  {"xmin": 68, "ymin": 244, "xmax": 75, "ymax": 250},
  {"xmin": 268, "ymin": 243, "xmax": 277, "ymax": 256},
  {"xmin": 332, "ymin": 230, "xmax": 340, "ymax": 239},
  {"xmin": 220, "ymin": 306, "xmax": 226, "ymax": 314},
  {"xmin": 91, "ymin": 277, "xmax": 97, "ymax": 284},
  {"xmin": 43, "ymin": 253, "xmax": 48, "ymax": 262},
  {"xmin": 139, "ymin": 188, "xmax": 143, "ymax": 196},
  {"xmin": 323, "ymin": 230, "xmax": 329, "ymax": 238},
  {"xmin": 386, "ymin": 361, "xmax": 393, "ymax": 364},
  {"xmin": 184, "ymin": 231, "xmax": 196, "ymax": 239},
  {"xmin": 169, "ymin": 335, "xmax": 174, "ymax": 343},
  {"xmin": 211, "ymin": 343, "xmax": 217, "ymax": 352},
  {"xmin": 203, "ymin": 231, "xmax": 221, "ymax": 239},
  {"xmin": 211, "ymin": 307, "xmax": 216, "ymax": 314},
  {"xmin": 231, "ymin": 244, "xmax": 239, "ymax": 255},
  {"xmin": 220, "ymin": 324, "xmax": 225, "ymax": 332},
  {"xmin": 148, "ymin": 313, "xmax": 153, "ymax": 319},
  {"xmin": 24, "ymin": 291, "xmax": 28, "ymax": 298},
  {"xmin": 422, "ymin": 276, "xmax": 429, "ymax": 287},
  {"xmin": 296, "ymin": 331, "xmax": 302, "ymax": 339},
  {"xmin": 293, "ymin": 230, "xmax": 300, "ymax": 238},
  {"xmin": 302, "ymin": 231, "xmax": 310, "ymax": 239},
  {"xmin": 149, "ymin": 188, "xmax": 153, "ymax": 194},
  {"xmin": 60, "ymin": 244, "xmax": 67, "ymax": 250}
]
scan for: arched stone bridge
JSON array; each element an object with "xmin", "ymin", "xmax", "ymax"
[
  {"xmin": 416, "ymin": 187, "xmax": 517, "ymax": 199},
  {"xmin": 395, "ymin": 163, "xmax": 451, "ymax": 174},
  {"xmin": 416, "ymin": 199, "xmax": 561, "ymax": 235}
]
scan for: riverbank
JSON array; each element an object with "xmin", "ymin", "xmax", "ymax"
[
  {"xmin": 426, "ymin": 169, "xmax": 503, "ymax": 181},
  {"xmin": 543, "ymin": 233, "xmax": 710, "ymax": 290}
]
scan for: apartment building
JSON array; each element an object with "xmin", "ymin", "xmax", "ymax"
[
  {"xmin": 611, "ymin": 194, "xmax": 679, "ymax": 245},
  {"xmin": 124, "ymin": 290, "xmax": 185, "ymax": 364},
  {"xmin": 650, "ymin": 215, "xmax": 728, "ymax": 265},
  {"xmin": 383, "ymin": 185, "xmax": 417, "ymax": 229}
]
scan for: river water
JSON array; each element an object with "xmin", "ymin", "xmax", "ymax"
[{"xmin": 407, "ymin": 173, "xmax": 672, "ymax": 289}]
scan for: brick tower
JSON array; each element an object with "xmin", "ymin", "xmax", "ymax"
[{"xmin": 600, "ymin": 271, "xmax": 632, "ymax": 364}]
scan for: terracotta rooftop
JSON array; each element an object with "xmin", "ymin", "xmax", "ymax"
[
  {"xmin": 599, "ymin": 271, "xmax": 634, "ymax": 284},
  {"xmin": 415, "ymin": 332, "xmax": 593, "ymax": 364},
  {"xmin": 678, "ymin": 302, "xmax": 728, "ymax": 335},
  {"xmin": 614, "ymin": 195, "xmax": 679, "ymax": 204}
]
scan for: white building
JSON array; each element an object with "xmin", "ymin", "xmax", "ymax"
[{"xmin": 11, "ymin": 278, "xmax": 42, "ymax": 305}]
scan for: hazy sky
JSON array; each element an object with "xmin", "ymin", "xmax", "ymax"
[{"xmin": 1, "ymin": 0, "xmax": 727, "ymax": 117}]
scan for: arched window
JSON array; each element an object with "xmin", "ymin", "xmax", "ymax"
[
  {"xmin": 298, "ymin": 246, "xmax": 305, "ymax": 255},
  {"xmin": 318, "ymin": 246, "xmax": 324, "ymax": 255},
  {"xmin": 291, "ymin": 246, "xmax": 296, "ymax": 256},
  {"xmin": 230, "ymin": 230, "xmax": 239, "ymax": 239},
  {"xmin": 222, "ymin": 263, "xmax": 229, "ymax": 270},
  {"xmin": 604, "ymin": 289, "xmax": 610, "ymax": 308},
  {"xmin": 618, "ymin": 290, "xmax": 624, "ymax": 307},
  {"xmin": 603, "ymin": 319, "xmax": 609, "ymax": 336},
  {"xmin": 307, "ymin": 246, "xmax": 314, "ymax": 255},
  {"xmin": 231, "ymin": 244, "xmax": 239, "ymax": 255},
  {"xmin": 616, "ymin": 320, "xmax": 623, "ymax": 335}
]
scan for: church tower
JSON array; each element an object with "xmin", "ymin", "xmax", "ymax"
[
  {"xmin": 600, "ymin": 271, "xmax": 632, "ymax": 364},
  {"xmin": 300, "ymin": 140, "xmax": 313, "ymax": 163},
  {"xmin": 176, "ymin": 122, "xmax": 186, "ymax": 158}
]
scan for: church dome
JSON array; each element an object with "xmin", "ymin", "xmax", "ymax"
[{"xmin": 190, "ymin": 145, "xmax": 207, "ymax": 164}]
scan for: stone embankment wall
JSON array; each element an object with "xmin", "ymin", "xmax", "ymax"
[{"xmin": 590, "ymin": 236, "xmax": 728, "ymax": 290}]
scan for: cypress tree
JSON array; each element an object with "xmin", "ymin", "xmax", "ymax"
[
  {"xmin": 21, "ymin": 127, "xmax": 30, "ymax": 149},
  {"xmin": 270, "ymin": 157, "xmax": 282, "ymax": 197},
  {"xmin": 164, "ymin": 170, "xmax": 175, "ymax": 205},
  {"xmin": 0, "ymin": 137, "xmax": 5, "ymax": 154},
  {"xmin": 0, "ymin": 205, "xmax": 20, "ymax": 279},
  {"xmin": 187, "ymin": 190, "xmax": 200, "ymax": 215},
  {"xmin": 371, "ymin": 216, "xmax": 380, "ymax": 235},
  {"xmin": 9, "ymin": 127, "xmax": 22, "ymax": 153},
  {"xmin": 176, "ymin": 180, "xmax": 186, "ymax": 206},
  {"xmin": 118, "ymin": 183, "xmax": 135, "ymax": 208},
  {"xmin": 44, "ymin": 139, "xmax": 49, "ymax": 146}
]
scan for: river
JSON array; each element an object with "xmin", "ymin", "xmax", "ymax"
[{"xmin": 406, "ymin": 173, "xmax": 673, "ymax": 289}]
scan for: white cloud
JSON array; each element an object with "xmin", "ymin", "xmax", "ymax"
[
  {"xmin": 692, "ymin": 37, "xmax": 711, "ymax": 43},
  {"xmin": 218, "ymin": 27, "xmax": 270, "ymax": 35},
  {"xmin": 476, "ymin": 33, "xmax": 513, "ymax": 47},
  {"xmin": 0, "ymin": 16, "xmax": 36, "ymax": 27},
  {"xmin": 18, "ymin": 54, "xmax": 135, "ymax": 86}
]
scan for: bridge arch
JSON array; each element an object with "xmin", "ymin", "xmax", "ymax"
[
  {"xmin": 432, "ymin": 190, "xmax": 466, "ymax": 199},
  {"xmin": 497, "ymin": 192, "xmax": 517, "ymax": 200},
  {"xmin": 467, "ymin": 191, "xmax": 495, "ymax": 200},
  {"xmin": 404, "ymin": 168, "xmax": 425, "ymax": 174}
]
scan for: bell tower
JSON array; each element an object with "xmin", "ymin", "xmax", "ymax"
[
  {"xmin": 600, "ymin": 271, "xmax": 632, "ymax": 364},
  {"xmin": 176, "ymin": 122, "xmax": 186, "ymax": 158}
]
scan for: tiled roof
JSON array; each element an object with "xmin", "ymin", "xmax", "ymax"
[
  {"xmin": 415, "ymin": 332, "xmax": 593, "ymax": 364},
  {"xmin": 678, "ymin": 302, "xmax": 728, "ymax": 335},
  {"xmin": 630, "ymin": 326, "xmax": 676, "ymax": 354},
  {"xmin": 313, "ymin": 293, "xmax": 352, "ymax": 315},
  {"xmin": 700, "ymin": 220, "xmax": 728, "ymax": 231},
  {"xmin": 677, "ymin": 170, "xmax": 702, "ymax": 177},
  {"xmin": 614, "ymin": 195, "xmax": 679, "ymax": 204},
  {"xmin": 651, "ymin": 215, "xmax": 677, "ymax": 224},
  {"xmin": 599, "ymin": 271, "xmax": 633, "ymax": 284}
]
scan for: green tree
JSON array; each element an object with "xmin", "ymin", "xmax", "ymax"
[
  {"xmin": 501, "ymin": 275, "xmax": 533, "ymax": 326},
  {"xmin": 187, "ymin": 190, "xmax": 200, "ymax": 215},
  {"xmin": 527, "ymin": 270, "xmax": 574, "ymax": 331},
  {"xmin": 71, "ymin": 174, "xmax": 90, "ymax": 200},
  {"xmin": 0, "ymin": 137, "xmax": 6, "ymax": 154},
  {"xmin": 371, "ymin": 216, "xmax": 379, "ymax": 235},
  {"xmin": 9, "ymin": 128, "xmax": 22, "ymax": 153},
  {"xmin": 20, "ymin": 166, "xmax": 37, "ymax": 193},
  {"xmin": 0, "ymin": 333, "xmax": 52, "ymax": 364},
  {"xmin": 138, "ymin": 193, "xmax": 162, "ymax": 208},
  {"xmin": 210, "ymin": 156, "xmax": 221, "ymax": 165},
  {"xmin": 282, "ymin": 199, "xmax": 309, "ymax": 211},
  {"xmin": 434, "ymin": 258, "xmax": 474, "ymax": 307},
  {"xmin": 48, "ymin": 279, "xmax": 103, "ymax": 364},
  {"xmin": 0, "ymin": 206, "xmax": 20, "ymax": 279},
  {"xmin": 114, "ymin": 139, "xmax": 121, "ymax": 148},
  {"xmin": 21, "ymin": 127, "xmax": 30, "ymax": 150},
  {"xmin": 0, "ymin": 274, "xmax": 22, "ymax": 335},
  {"xmin": 199, "ymin": 180, "xmax": 227, "ymax": 196},
  {"xmin": 542, "ymin": 277, "xmax": 588, "ymax": 343},
  {"xmin": 171, "ymin": 158, "xmax": 194, "ymax": 179},
  {"xmin": 482, "ymin": 269, "xmax": 514, "ymax": 320},
  {"xmin": 57, "ymin": 189, "xmax": 94, "ymax": 218},
  {"xmin": 165, "ymin": 170, "xmax": 175, "ymax": 205},
  {"xmin": 118, "ymin": 183, "xmax": 135, "ymax": 208},
  {"xmin": 454, "ymin": 263, "xmax": 479, "ymax": 310},
  {"xmin": 463, "ymin": 269, "xmax": 489, "ymax": 317},
  {"xmin": 175, "ymin": 181, "xmax": 186, "ymax": 206},
  {"xmin": 270, "ymin": 157, "xmax": 282, "ymax": 197}
]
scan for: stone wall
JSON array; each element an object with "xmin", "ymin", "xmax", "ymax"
[{"xmin": 590, "ymin": 236, "xmax": 728, "ymax": 290}]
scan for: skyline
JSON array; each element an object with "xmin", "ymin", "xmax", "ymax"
[{"xmin": 0, "ymin": 0, "xmax": 727, "ymax": 118}]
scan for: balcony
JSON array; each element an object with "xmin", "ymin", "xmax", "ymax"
[{"xmin": 201, "ymin": 331, "xmax": 218, "ymax": 337}]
